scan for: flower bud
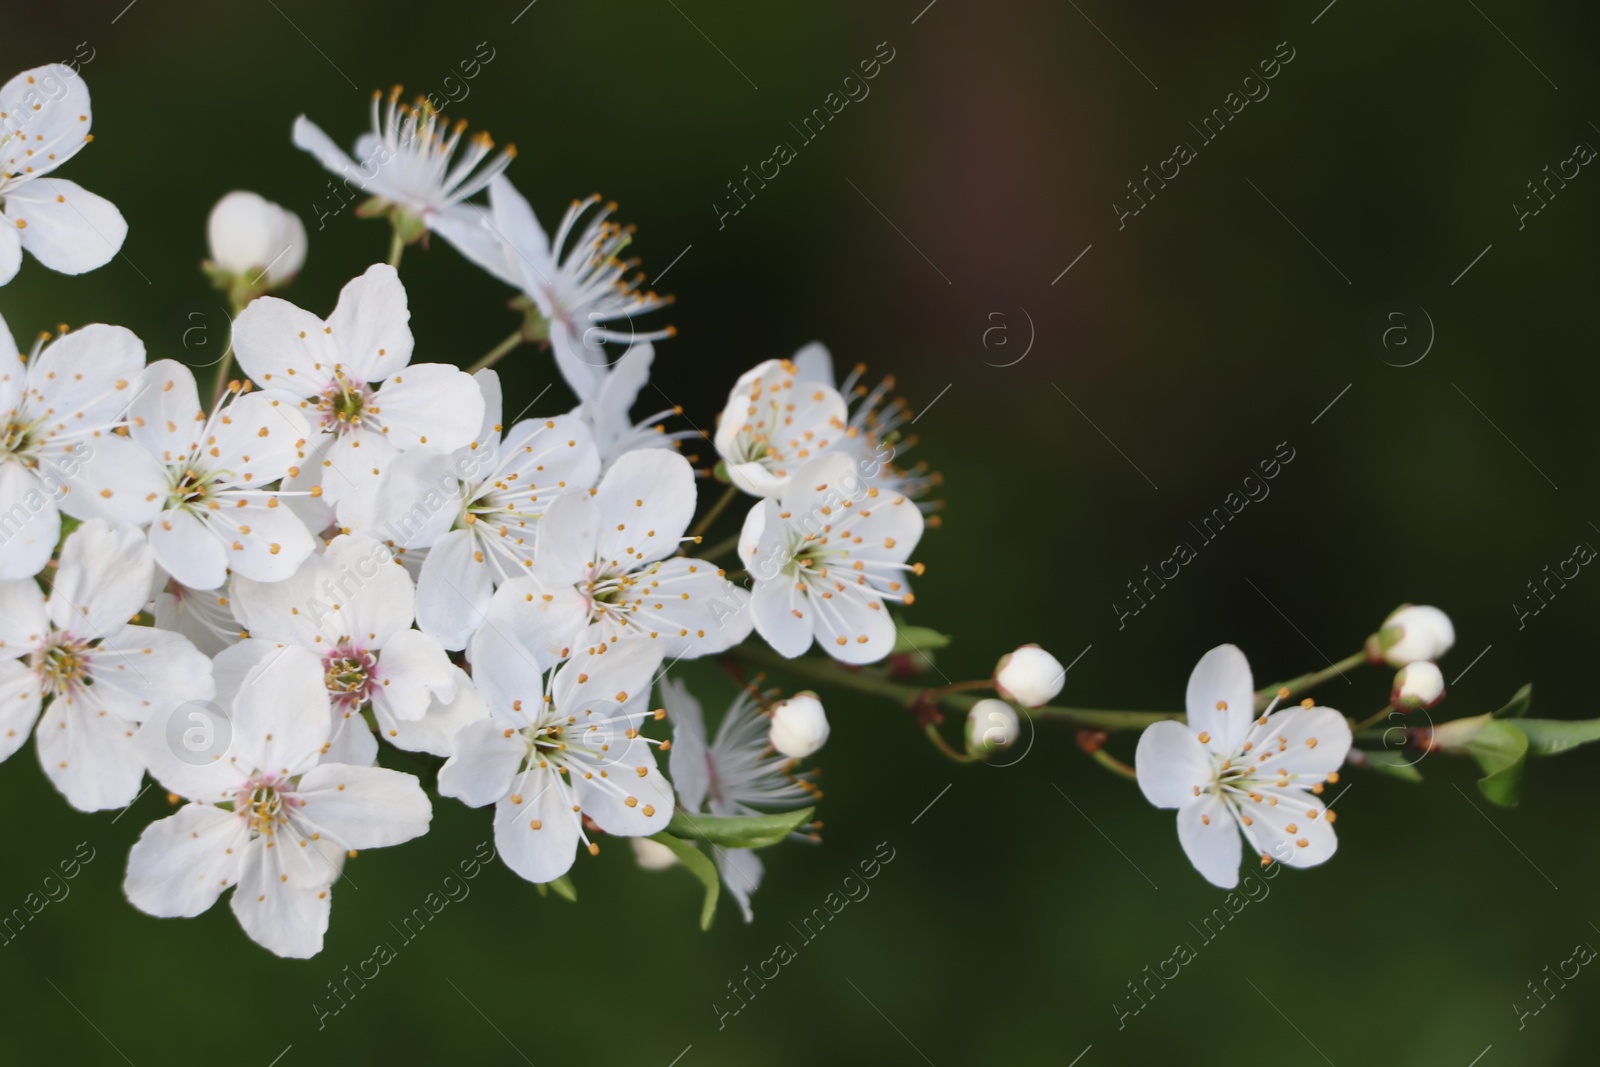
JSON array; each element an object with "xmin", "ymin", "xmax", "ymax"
[
  {"xmin": 630, "ymin": 837, "xmax": 679, "ymax": 871},
  {"xmin": 769, "ymin": 692, "xmax": 829, "ymax": 758},
  {"xmin": 993, "ymin": 644, "xmax": 1064, "ymax": 708},
  {"xmin": 1391, "ymin": 661, "xmax": 1445, "ymax": 711},
  {"xmin": 1373, "ymin": 604, "xmax": 1455, "ymax": 667},
  {"xmin": 206, "ymin": 191, "xmax": 307, "ymax": 290},
  {"xmin": 965, "ymin": 698, "xmax": 1020, "ymax": 756}
]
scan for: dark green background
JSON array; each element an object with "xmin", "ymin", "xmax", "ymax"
[{"xmin": 5, "ymin": 1, "xmax": 1598, "ymax": 1063}]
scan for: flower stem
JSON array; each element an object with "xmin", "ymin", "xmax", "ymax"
[
  {"xmin": 691, "ymin": 484, "xmax": 741, "ymax": 539},
  {"xmin": 729, "ymin": 644, "xmax": 1182, "ymax": 732},
  {"xmin": 1089, "ymin": 748, "xmax": 1139, "ymax": 781},
  {"xmin": 1350, "ymin": 704, "xmax": 1398, "ymax": 733},
  {"xmin": 466, "ymin": 331, "xmax": 525, "ymax": 374},
  {"xmin": 924, "ymin": 724, "xmax": 977, "ymax": 763},
  {"xmin": 1253, "ymin": 651, "xmax": 1369, "ymax": 711},
  {"xmin": 209, "ymin": 294, "xmax": 251, "ymax": 409},
  {"xmin": 387, "ymin": 226, "xmax": 405, "ymax": 268}
]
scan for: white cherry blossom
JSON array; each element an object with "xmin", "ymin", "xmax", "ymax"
[
  {"xmin": 0, "ymin": 64, "xmax": 127, "ymax": 285},
  {"xmin": 739, "ymin": 451, "xmax": 923, "ymax": 665},
  {"xmin": 0, "ymin": 519, "xmax": 213, "ymax": 811},
  {"xmin": 714, "ymin": 356, "xmax": 848, "ymax": 499},
  {"xmin": 230, "ymin": 263, "xmax": 485, "ymax": 528},
  {"xmin": 439, "ymin": 631, "xmax": 674, "ymax": 884},
  {"xmin": 126, "ymin": 655, "xmax": 431, "ymax": 958},
  {"xmin": 1135, "ymin": 644, "xmax": 1352, "ymax": 889}
]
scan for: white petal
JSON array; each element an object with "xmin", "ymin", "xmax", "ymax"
[
  {"xmin": 7, "ymin": 178, "xmax": 126, "ymax": 275},
  {"xmin": 1135, "ymin": 720, "xmax": 1213, "ymax": 810},
  {"xmin": 1185, "ymin": 644, "xmax": 1255, "ymax": 756},
  {"xmin": 49, "ymin": 518, "xmax": 152, "ymax": 634},
  {"xmin": 750, "ymin": 573, "xmax": 814, "ymax": 659},
  {"xmin": 0, "ymin": 657, "xmax": 43, "ymax": 763},
  {"xmin": 464, "ymin": 615, "xmax": 547, "ymax": 727},
  {"xmin": 54, "ymin": 431, "xmax": 166, "ymax": 527},
  {"xmin": 1176, "ymin": 795, "xmax": 1242, "ymax": 889},
  {"xmin": 230, "ymin": 644, "xmax": 330, "ymax": 776},
  {"xmin": 295, "ymin": 763, "xmax": 432, "ymax": 849},
  {"xmin": 324, "ymin": 535, "xmax": 416, "ymax": 649},
  {"xmin": 210, "ymin": 392, "xmax": 312, "ymax": 489},
  {"xmin": 0, "ymin": 460, "xmax": 59, "ymax": 579},
  {"xmin": 149, "ymin": 508, "xmax": 229, "ymax": 591},
  {"xmin": 325, "ymin": 263, "xmax": 413, "ymax": 382},
  {"xmin": 1236, "ymin": 786, "xmax": 1338, "ymax": 871},
  {"xmin": 492, "ymin": 765, "xmax": 580, "ymax": 884},
  {"xmin": 209, "ymin": 496, "xmax": 318, "ymax": 585},
  {"xmin": 123, "ymin": 804, "xmax": 249, "ymax": 918},
  {"xmin": 1244, "ymin": 706, "xmax": 1353, "ymax": 779},
  {"xmin": 0, "ymin": 216, "xmax": 19, "ymax": 285},
  {"xmin": 374, "ymin": 665, "xmax": 487, "ymax": 757},
  {"xmin": 0, "ymin": 572, "xmax": 48, "ymax": 647},
  {"xmin": 438, "ymin": 716, "xmax": 528, "ymax": 808},
  {"xmin": 808, "ymin": 581, "xmax": 896, "ymax": 665},
  {"xmin": 661, "ymin": 674, "xmax": 710, "ymax": 813},
  {"xmin": 429, "ymin": 202, "xmax": 517, "ymax": 285},
  {"xmin": 529, "ymin": 489, "xmax": 599, "ymax": 587},
  {"xmin": 592, "ymin": 450, "xmax": 696, "ymax": 565},
  {"xmin": 0, "ymin": 64, "xmax": 93, "ymax": 180},
  {"xmin": 133, "ymin": 698, "xmax": 250, "ymax": 803},
  {"xmin": 370, "ymin": 628, "xmax": 454, "ymax": 722},
  {"xmin": 26, "ymin": 322, "xmax": 144, "ymax": 428},
  {"xmin": 229, "ymin": 835, "xmax": 331, "ymax": 959},
  {"xmin": 415, "ymin": 528, "xmax": 494, "ymax": 651},
  {"xmin": 230, "ymin": 295, "xmax": 335, "ymax": 398},
  {"xmin": 484, "ymin": 575, "xmax": 588, "ymax": 665},
  {"xmin": 290, "ymin": 115, "xmax": 368, "ymax": 193},
  {"xmin": 716, "ymin": 847, "xmax": 764, "ymax": 923},
  {"xmin": 486, "ymin": 175, "xmax": 552, "ymax": 286},
  {"xmin": 86, "ymin": 625, "xmax": 215, "ymax": 723},
  {"xmin": 369, "ymin": 362, "xmax": 484, "ymax": 452},
  {"xmin": 128, "ymin": 359, "xmax": 204, "ymax": 462},
  {"xmin": 550, "ymin": 637, "xmax": 664, "ymax": 722},
  {"xmin": 569, "ymin": 728, "xmax": 674, "ymax": 839},
  {"xmin": 36, "ymin": 692, "xmax": 145, "ymax": 811}
]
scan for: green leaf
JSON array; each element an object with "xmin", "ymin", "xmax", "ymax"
[
  {"xmin": 546, "ymin": 874, "xmax": 578, "ymax": 903},
  {"xmin": 1350, "ymin": 748, "xmax": 1424, "ymax": 782},
  {"xmin": 666, "ymin": 807, "xmax": 814, "ymax": 849},
  {"xmin": 1491, "ymin": 683, "xmax": 1533, "ymax": 719},
  {"xmin": 1514, "ymin": 718, "xmax": 1600, "ymax": 757},
  {"xmin": 649, "ymin": 832, "xmax": 720, "ymax": 931},
  {"xmin": 893, "ymin": 625, "xmax": 951, "ymax": 655},
  {"xmin": 1468, "ymin": 719, "xmax": 1529, "ymax": 807}
]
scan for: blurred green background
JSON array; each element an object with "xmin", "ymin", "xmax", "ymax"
[{"xmin": 5, "ymin": 1, "xmax": 1599, "ymax": 1063}]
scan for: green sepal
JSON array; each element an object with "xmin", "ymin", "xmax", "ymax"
[
  {"xmin": 665, "ymin": 807, "xmax": 814, "ymax": 850},
  {"xmin": 648, "ymin": 832, "xmax": 720, "ymax": 931}
]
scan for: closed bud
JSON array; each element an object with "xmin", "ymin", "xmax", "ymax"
[
  {"xmin": 1391, "ymin": 661, "xmax": 1445, "ymax": 711},
  {"xmin": 769, "ymin": 692, "xmax": 829, "ymax": 758},
  {"xmin": 965, "ymin": 698, "xmax": 1020, "ymax": 756},
  {"xmin": 1373, "ymin": 604, "xmax": 1455, "ymax": 667},
  {"xmin": 630, "ymin": 837, "xmax": 679, "ymax": 871},
  {"xmin": 993, "ymin": 644, "xmax": 1064, "ymax": 707},
  {"xmin": 206, "ymin": 191, "xmax": 308, "ymax": 291}
]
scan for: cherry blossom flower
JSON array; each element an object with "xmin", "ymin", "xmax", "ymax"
[
  {"xmin": 126, "ymin": 654, "xmax": 431, "ymax": 958},
  {"xmin": 227, "ymin": 535, "xmax": 483, "ymax": 765},
  {"xmin": 124, "ymin": 359, "xmax": 317, "ymax": 591},
  {"xmin": 0, "ymin": 315, "xmax": 156, "ymax": 579},
  {"xmin": 0, "ymin": 520, "xmax": 213, "ymax": 811},
  {"xmin": 486, "ymin": 449, "xmax": 751, "ymax": 662},
  {"xmin": 714, "ymin": 356, "xmax": 848, "ymax": 499},
  {"xmin": 0, "ymin": 64, "xmax": 127, "ymax": 285},
  {"xmin": 739, "ymin": 451, "xmax": 924, "ymax": 665},
  {"xmin": 230, "ymin": 263, "xmax": 485, "ymax": 528},
  {"xmin": 665, "ymin": 677, "xmax": 821, "ymax": 921},
  {"xmin": 368, "ymin": 368, "xmax": 600, "ymax": 651},
  {"xmin": 292, "ymin": 88, "xmax": 513, "ymax": 262},
  {"xmin": 1134, "ymin": 644, "xmax": 1352, "ymax": 889},
  {"xmin": 439, "ymin": 631, "xmax": 674, "ymax": 884}
]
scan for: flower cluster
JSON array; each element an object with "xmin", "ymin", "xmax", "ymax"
[{"xmin": 0, "ymin": 66, "xmax": 926, "ymax": 956}]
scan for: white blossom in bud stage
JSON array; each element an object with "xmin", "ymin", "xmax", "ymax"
[
  {"xmin": 439, "ymin": 631, "xmax": 674, "ymax": 885},
  {"xmin": 292, "ymin": 88, "xmax": 514, "ymax": 261},
  {"xmin": 790, "ymin": 342, "xmax": 941, "ymax": 508},
  {"xmin": 367, "ymin": 368, "xmax": 600, "ymax": 652},
  {"xmin": 0, "ymin": 316, "xmax": 156, "ymax": 579},
  {"xmin": 446, "ymin": 175, "xmax": 674, "ymax": 405},
  {"xmin": 0, "ymin": 520, "xmax": 214, "ymax": 811},
  {"xmin": 0, "ymin": 65, "xmax": 127, "ymax": 286},
  {"xmin": 1392, "ymin": 661, "xmax": 1445, "ymax": 712},
  {"xmin": 127, "ymin": 661, "xmax": 431, "ymax": 959},
  {"xmin": 123, "ymin": 360, "xmax": 317, "ymax": 591},
  {"xmin": 1135, "ymin": 644, "xmax": 1352, "ymax": 889},
  {"xmin": 230, "ymin": 263, "xmax": 485, "ymax": 529},
  {"xmin": 630, "ymin": 836, "xmax": 679, "ymax": 870},
  {"xmin": 740, "ymin": 452, "xmax": 924, "ymax": 665},
  {"xmin": 714, "ymin": 356, "xmax": 848, "ymax": 498},
  {"xmin": 966, "ymin": 698, "xmax": 1020, "ymax": 756},
  {"xmin": 485, "ymin": 449, "xmax": 751, "ymax": 662},
  {"xmin": 993, "ymin": 644, "xmax": 1065, "ymax": 708},
  {"xmin": 665, "ymin": 677, "xmax": 821, "ymax": 921},
  {"xmin": 226, "ymin": 536, "xmax": 485, "ymax": 764},
  {"xmin": 206, "ymin": 191, "xmax": 307, "ymax": 289},
  {"xmin": 767, "ymin": 692, "xmax": 829, "ymax": 759},
  {"xmin": 1375, "ymin": 605, "xmax": 1455, "ymax": 667}
]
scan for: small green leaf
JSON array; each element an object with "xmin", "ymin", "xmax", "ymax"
[
  {"xmin": 1491, "ymin": 683, "xmax": 1533, "ymax": 719},
  {"xmin": 666, "ymin": 807, "xmax": 814, "ymax": 849},
  {"xmin": 649, "ymin": 832, "xmax": 720, "ymax": 931},
  {"xmin": 1349, "ymin": 749, "xmax": 1424, "ymax": 782},
  {"xmin": 546, "ymin": 874, "xmax": 578, "ymax": 903},
  {"xmin": 1468, "ymin": 719, "xmax": 1529, "ymax": 807},
  {"xmin": 1514, "ymin": 718, "xmax": 1600, "ymax": 757},
  {"xmin": 893, "ymin": 626, "xmax": 951, "ymax": 655}
]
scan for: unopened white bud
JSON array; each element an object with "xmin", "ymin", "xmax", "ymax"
[
  {"xmin": 993, "ymin": 644, "xmax": 1064, "ymax": 708},
  {"xmin": 1391, "ymin": 661, "xmax": 1445, "ymax": 711},
  {"xmin": 1375, "ymin": 605, "xmax": 1455, "ymax": 667},
  {"xmin": 207, "ymin": 191, "xmax": 307, "ymax": 289},
  {"xmin": 966, "ymin": 698, "xmax": 1020, "ymax": 755},
  {"xmin": 769, "ymin": 692, "xmax": 829, "ymax": 758},
  {"xmin": 630, "ymin": 837, "xmax": 679, "ymax": 871}
]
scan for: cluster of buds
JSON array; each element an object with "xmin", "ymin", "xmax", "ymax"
[{"xmin": 1370, "ymin": 605, "xmax": 1454, "ymax": 713}]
